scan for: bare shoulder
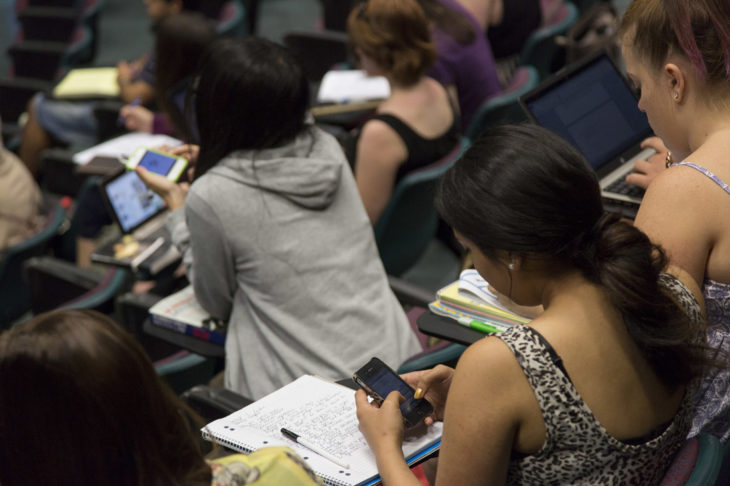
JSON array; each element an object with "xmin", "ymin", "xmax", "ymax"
[
  {"xmin": 642, "ymin": 165, "xmax": 704, "ymax": 206},
  {"xmin": 635, "ymin": 164, "xmax": 712, "ymax": 234},
  {"xmin": 356, "ymin": 118, "xmax": 407, "ymax": 164},
  {"xmin": 434, "ymin": 335, "xmax": 526, "ymax": 484},
  {"xmin": 454, "ymin": 336, "xmax": 533, "ymax": 407}
]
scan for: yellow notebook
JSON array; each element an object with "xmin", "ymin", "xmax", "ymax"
[
  {"xmin": 53, "ymin": 67, "xmax": 120, "ymax": 99},
  {"xmin": 436, "ymin": 281, "xmax": 530, "ymax": 325}
]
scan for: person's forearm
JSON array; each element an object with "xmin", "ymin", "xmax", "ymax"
[
  {"xmin": 118, "ymin": 81, "xmax": 154, "ymax": 105},
  {"xmin": 373, "ymin": 444, "xmax": 422, "ymax": 486}
]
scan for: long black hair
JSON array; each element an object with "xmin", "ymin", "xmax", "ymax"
[
  {"xmin": 154, "ymin": 12, "xmax": 214, "ymax": 141},
  {"xmin": 436, "ymin": 124, "xmax": 709, "ymax": 390},
  {"xmin": 192, "ymin": 37, "xmax": 310, "ymax": 181}
]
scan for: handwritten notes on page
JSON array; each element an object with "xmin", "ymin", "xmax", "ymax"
[{"xmin": 202, "ymin": 375, "xmax": 442, "ymax": 486}]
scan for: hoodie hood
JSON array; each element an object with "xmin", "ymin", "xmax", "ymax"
[{"xmin": 207, "ymin": 126, "xmax": 344, "ymax": 210}]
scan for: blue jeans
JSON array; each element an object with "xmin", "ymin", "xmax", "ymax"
[{"xmin": 0, "ymin": 0, "xmax": 18, "ymax": 76}]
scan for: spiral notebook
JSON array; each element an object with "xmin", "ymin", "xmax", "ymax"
[{"xmin": 202, "ymin": 375, "xmax": 442, "ymax": 486}]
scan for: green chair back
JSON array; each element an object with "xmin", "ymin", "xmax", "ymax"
[
  {"xmin": 155, "ymin": 351, "xmax": 218, "ymax": 395},
  {"xmin": 686, "ymin": 434, "xmax": 723, "ymax": 486},
  {"xmin": 374, "ymin": 143, "xmax": 464, "ymax": 277},
  {"xmin": 465, "ymin": 65, "xmax": 539, "ymax": 144},
  {"xmin": 520, "ymin": 1, "xmax": 579, "ymax": 80},
  {"xmin": 0, "ymin": 203, "xmax": 66, "ymax": 327},
  {"xmin": 216, "ymin": 0, "xmax": 246, "ymax": 37}
]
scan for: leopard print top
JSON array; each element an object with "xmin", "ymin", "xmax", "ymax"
[{"xmin": 498, "ymin": 273, "xmax": 701, "ymax": 485}]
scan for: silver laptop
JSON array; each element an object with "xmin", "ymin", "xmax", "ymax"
[{"xmin": 519, "ymin": 51, "xmax": 655, "ymax": 210}]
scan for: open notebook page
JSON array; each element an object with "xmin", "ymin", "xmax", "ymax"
[{"xmin": 202, "ymin": 375, "xmax": 442, "ymax": 486}]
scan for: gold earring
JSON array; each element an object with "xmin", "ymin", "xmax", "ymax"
[{"xmin": 673, "ymin": 92, "xmax": 680, "ymax": 100}]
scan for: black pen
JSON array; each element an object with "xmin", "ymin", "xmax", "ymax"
[{"xmin": 280, "ymin": 427, "xmax": 350, "ymax": 469}]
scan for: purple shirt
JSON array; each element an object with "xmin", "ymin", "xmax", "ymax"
[{"xmin": 428, "ymin": 0, "xmax": 501, "ymax": 130}]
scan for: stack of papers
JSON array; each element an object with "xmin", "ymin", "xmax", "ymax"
[
  {"xmin": 316, "ymin": 69, "xmax": 390, "ymax": 104},
  {"xmin": 72, "ymin": 133, "xmax": 183, "ymax": 165},
  {"xmin": 429, "ymin": 269, "xmax": 531, "ymax": 332}
]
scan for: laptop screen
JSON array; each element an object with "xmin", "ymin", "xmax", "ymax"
[
  {"xmin": 103, "ymin": 170, "xmax": 166, "ymax": 234},
  {"xmin": 521, "ymin": 54, "xmax": 653, "ymax": 172}
]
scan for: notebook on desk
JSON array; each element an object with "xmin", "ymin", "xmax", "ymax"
[
  {"xmin": 519, "ymin": 51, "xmax": 655, "ymax": 212},
  {"xmin": 202, "ymin": 375, "xmax": 442, "ymax": 486}
]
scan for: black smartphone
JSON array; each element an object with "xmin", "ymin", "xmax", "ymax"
[{"xmin": 353, "ymin": 357, "xmax": 433, "ymax": 427}]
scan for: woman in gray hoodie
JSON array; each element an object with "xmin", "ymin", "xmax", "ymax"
[{"xmin": 138, "ymin": 37, "xmax": 421, "ymax": 400}]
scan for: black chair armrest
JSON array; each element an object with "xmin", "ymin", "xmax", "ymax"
[
  {"xmin": 388, "ymin": 275, "xmax": 434, "ymax": 308},
  {"xmin": 0, "ymin": 76, "xmax": 54, "ymax": 123},
  {"xmin": 24, "ymin": 256, "xmax": 105, "ymax": 313},
  {"xmin": 283, "ymin": 29, "xmax": 350, "ymax": 84},
  {"xmin": 181, "ymin": 384, "xmax": 253, "ymax": 422},
  {"xmin": 92, "ymin": 100, "xmax": 128, "ymax": 141},
  {"xmin": 17, "ymin": 6, "xmax": 83, "ymax": 43},
  {"xmin": 8, "ymin": 40, "xmax": 69, "ymax": 81},
  {"xmin": 38, "ymin": 147, "xmax": 90, "ymax": 196}
]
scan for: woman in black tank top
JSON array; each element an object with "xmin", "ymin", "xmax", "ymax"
[{"xmin": 345, "ymin": 0, "xmax": 461, "ymax": 224}]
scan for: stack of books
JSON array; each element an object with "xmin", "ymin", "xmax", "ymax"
[
  {"xmin": 148, "ymin": 286, "xmax": 226, "ymax": 344},
  {"xmin": 429, "ymin": 269, "xmax": 531, "ymax": 334}
]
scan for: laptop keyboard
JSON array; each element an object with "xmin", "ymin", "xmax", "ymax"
[{"xmin": 605, "ymin": 176, "xmax": 645, "ymax": 198}]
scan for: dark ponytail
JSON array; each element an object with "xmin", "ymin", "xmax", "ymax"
[
  {"xmin": 436, "ymin": 124, "xmax": 708, "ymax": 389},
  {"xmin": 573, "ymin": 213, "xmax": 705, "ymax": 388}
]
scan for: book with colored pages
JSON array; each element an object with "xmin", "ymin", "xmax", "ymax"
[
  {"xmin": 428, "ymin": 301, "xmax": 516, "ymax": 331},
  {"xmin": 432, "ymin": 270, "xmax": 531, "ymax": 330},
  {"xmin": 202, "ymin": 374, "xmax": 442, "ymax": 486},
  {"xmin": 148, "ymin": 285, "xmax": 226, "ymax": 344},
  {"xmin": 436, "ymin": 283, "xmax": 530, "ymax": 325}
]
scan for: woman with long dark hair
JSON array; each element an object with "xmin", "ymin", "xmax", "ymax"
[
  {"xmin": 137, "ymin": 36, "xmax": 420, "ymax": 400},
  {"xmin": 355, "ymin": 124, "xmax": 712, "ymax": 485}
]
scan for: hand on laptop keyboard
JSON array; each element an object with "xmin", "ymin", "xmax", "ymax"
[
  {"xmin": 625, "ymin": 136, "xmax": 669, "ymax": 189},
  {"xmin": 606, "ymin": 178, "xmax": 645, "ymax": 198}
]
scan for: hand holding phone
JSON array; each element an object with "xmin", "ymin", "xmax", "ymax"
[
  {"xmin": 134, "ymin": 165, "xmax": 188, "ymax": 211},
  {"xmin": 125, "ymin": 148, "xmax": 188, "ymax": 182},
  {"xmin": 401, "ymin": 365, "xmax": 455, "ymax": 425},
  {"xmin": 353, "ymin": 357, "xmax": 433, "ymax": 427}
]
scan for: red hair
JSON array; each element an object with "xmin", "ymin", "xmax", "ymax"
[{"xmin": 347, "ymin": 0, "xmax": 436, "ymax": 87}]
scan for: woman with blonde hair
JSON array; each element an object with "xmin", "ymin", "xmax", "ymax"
[
  {"xmin": 346, "ymin": 0, "xmax": 460, "ymax": 224},
  {"xmin": 619, "ymin": 0, "xmax": 730, "ymax": 442}
]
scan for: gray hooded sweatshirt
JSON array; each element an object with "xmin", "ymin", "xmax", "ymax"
[{"xmin": 167, "ymin": 126, "xmax": 421, "ymax": 399}]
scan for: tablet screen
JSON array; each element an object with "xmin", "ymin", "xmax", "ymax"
[{"xmin": 104, "ymin": 170, "xmax": 165, "ymax": 234}]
